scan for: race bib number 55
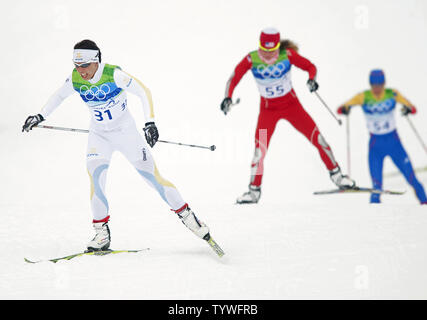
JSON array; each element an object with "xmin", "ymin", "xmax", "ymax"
[{"xmin": 257, "ymin": 73, "xmax": 292, "ymax": 98}]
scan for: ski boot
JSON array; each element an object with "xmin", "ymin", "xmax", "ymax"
[
  {"xmin": 329, "ymin": 167, "xmax": 355, "ymax": 190},
  {"xmin": 87, "ymin": 220, "xmax": 111, "ymax": 252},
  {"xmin": 176, "ymin": 205, "xmax": 225, "ymax": 257},
  {"xmin": 177, "ymin": 206, "xmax": 210, "ymax": 240},
  {"xmin": 236, "ymin": 184, "xmax": 261, "ymax": 204}
]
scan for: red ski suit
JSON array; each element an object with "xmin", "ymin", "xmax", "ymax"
[{"xmin": 226, "ymin": 48, "xmax": 339, "ymax": 186}]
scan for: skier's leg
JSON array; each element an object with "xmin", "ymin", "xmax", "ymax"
[
  {"xmin": 285, "ymin": 96, "xmax": 354, "ymax": 188},
  {"xmin": 368, "ymin": 134, "xmax": 385, "ymax": 203},
  {"xmin": 117, "ymin": 128, "xmax": 186, "ymax": 210},
  {"xmin": 286, "ymin": 98, "xmax": 338, "ymax": 170},
  {"xmin": 86, "ymin": 131, "xmax": 113, "ymax": 251},
  {"xmin": 86, "ymin": 131, "xmax": 113, "ymax": 222},
  {"xmin": 133, "ymin": 155, "xmax": 187, "ymax": 211},
  {"xmin": 388, "ymin": 132, "xmax": 427, "ymax": 204},
  {"xmin": 116, "ymin": 122, "xmax": 210, "ymax": 239},
  {"xmin": 236, "ymin": 99, "xmax": 280, "ymax": 204},
  {"xmin": 250, "ymin": 103, "xmax": 279, "ymax": 187}
]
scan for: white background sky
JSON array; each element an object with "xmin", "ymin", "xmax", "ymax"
[{"xmin": 2, "ymin": 0, "xmax": 426, "ymax": 188}]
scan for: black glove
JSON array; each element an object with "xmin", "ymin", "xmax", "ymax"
[
  {"xmin": 22, "ymin": 114, "xmax": 44, "ymax": 132},
  {"xmin": 220, "ymin": 97, "xmax": 232, "ymax": 115},
  {"xmin": 401, "ymin": 105, "xmax": 413, "ymax": 116},
  {"xmin": 143, "ymin": 122, "xmax": 159, "ymax": 147},
  {"xmin": 337, "ymin": 105, "xmax": 351, "ymax": 116},
  {"xmin": 307, "ymin": 79, "xmax": 319, "ymax": 92}
]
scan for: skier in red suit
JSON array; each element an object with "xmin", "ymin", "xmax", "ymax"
[{"xmin": 221, "ymin": 28, "xmax": 355, "ymax": 204}]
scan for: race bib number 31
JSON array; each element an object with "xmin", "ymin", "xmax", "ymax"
[
  {"xmin": 94, "ymin": 109, "xmax": 113, "ymax": 121},
  {"xmin": 92, "ymin": 99, "xmax": 127, "ymax": 122}
]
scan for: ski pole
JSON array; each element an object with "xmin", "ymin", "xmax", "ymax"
[
  {"xmin": 405, "ymin": 116, "xmax": 427, "ymax": 154},
  {"xmin": 346, "ymin": 115, "xmax": 351, "ymax": 176},
  {"xmin": 35, "ymin": 124, "xmax": 89, "ymax": 133},
  {"xmin": 157, "ymin": 139, "xmax": 216, "ymax": 151},
  {"xmin": 313, "ymin": 92, "xmax": 342, "ymax": 125},
  {"xmin": 34, "ymin": 125, "xmax": 216, "ymax": 151}
]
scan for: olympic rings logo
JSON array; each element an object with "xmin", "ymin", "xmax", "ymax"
[
  {"xmin": 365, "ymin": 99, "xmax": 395, "ymax": 114},
  {"xmin": 256, "ymin": 61, "xmax": 288, "ymax": 78},
  {"xmin": 79, "ymin": 84, "xmax": 111, "ymax": 101}
]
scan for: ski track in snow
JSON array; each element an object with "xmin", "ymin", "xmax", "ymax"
[
  {"xmin": 1, "ymin": 198, "xmax": 427, "ymax": 299},
  {"xmin": 1, "ymin": 119, "xmax": 427, "ymax": 299}
]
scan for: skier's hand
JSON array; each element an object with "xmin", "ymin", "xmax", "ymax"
[
  {"xmin": 307, "ymin": 79, "xmax": 319, "ymax": 92},
  {"xmin": 401, "ymin": 105, "xmax": 416, "ymax": 116},
  {"xmin": 22, "ymin": 114, "xmax": 44, "ymax": 132},
  {"xmin": 337, "ymin": 105, "xmax": 351, "ymax": 116},
  {"xmin": 220, "ymin": 97, "xmax": 232, "ymax": 115},
  {"xmin": 144, "ymin": 122, "xmax": 159, "ymax": 147}
]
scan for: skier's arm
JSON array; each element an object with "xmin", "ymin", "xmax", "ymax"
[
  {"xmin": 394, "ymin": 89, "xmax": 416, "ymax": 109},
  {"xmin": 114, "ymin": 69, "xmax": 155, "ymax": 122},
  {"xmin": 22, "ymin": 76, "xmax": 74, "ymax": 132},
  {"xmin": 225, "ymin": 54, "xmax": 252, "ymax": 98},
  {"xmin": 40, "ymin": 76, "xmax": 75, "ymax": 119},
  {"xmin": 393, "ymin": 89, "xmax": 417, "ymax": 115},
  {"xmin": 337, "ymin": 92, "xmax": 365, "ymax": 115},
  {"xmin": 342, "ymin": 92, "xmax": 365, "ymax": 107},
  {"xmin": 286, "ymin": 49, "xmax": 317, "ymax": 80}
]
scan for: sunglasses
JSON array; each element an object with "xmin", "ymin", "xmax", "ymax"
[
  {"xmin": 259, "ymin": 41, "xmax": 280, "ymax": 52},
  {"xmin": 74, "ymin": 62, "xmax": 92, "ymax": 68}
]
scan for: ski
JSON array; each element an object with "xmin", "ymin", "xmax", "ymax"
[
  {"xmin": 205, "ymin": 236, "xmax": 225, "ymax": 258},
  {"xmin": 313, "ymin": 186, "xmax": 405, "ymax": 195},
  {"xmin": 24, "ymin": 248, "xmax": 150, "ymax": 264}
]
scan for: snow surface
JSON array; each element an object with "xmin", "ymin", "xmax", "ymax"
[{"xmin": 1, "ymin": 0, "xmax": 427, "ymax": 299}]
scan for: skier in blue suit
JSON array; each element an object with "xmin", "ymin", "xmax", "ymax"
[{"xmin": 337, "ymin": 70, "xmax": 426, "ymax": 204}]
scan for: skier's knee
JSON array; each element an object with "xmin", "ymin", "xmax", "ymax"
[
  {"xmin": 87, "ymin": 158, "xmax": 110, "ymax": 173},
  {"xmin": 251, "ymin": 147, "xmax": 262, "ymax": 165},
  {"xmin": 316, "ymin": 132, "xmax": 330, "ymax": 149}
]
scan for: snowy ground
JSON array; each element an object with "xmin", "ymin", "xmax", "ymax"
[
  {"xmin": 2, "ymin": 199, "xmax": 427, "ymax": 300},
  {"xmin": 1, "ymin": 127, "xmax": 426, "ymax": 299},
  {"xmin": 1, "ymin": 0, "xmax": 427, "ymax": 299}
]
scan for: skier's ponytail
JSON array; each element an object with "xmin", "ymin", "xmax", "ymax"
[{"xmin": 280, "ymin": 39, "xmax": 299, "ymax": 52}]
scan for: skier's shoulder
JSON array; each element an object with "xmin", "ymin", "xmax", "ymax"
[
  {"xmin": 284, "ymin": 47, "xmax": 297, "ymax": 57},
  {"xmin": 388, "ymin": 88, "xmax": 411, "ymax": 105},
  {"xmin": 102, "ymin": 63, "xmax": 122, "ymax": 77},
  {"xmin": 232, "ymin": 51, "xmax": 254, "ymax": 69},
  {"xmin": 386, "ymin": 88, "xmax": 398, "ymax": 96},
  {"xmin": 346, "ymin": 90, "xmax": 367, "ymax": 105},
  {"xmin": 104, "ymin": 63, "xmax": 121, "ymax": 70},
  {"xmin": 61, "ymin": 73, "xmax": 75, "ymax": 92},
  {"xmin": 248, "ymin": 49, "xmax": 271, "ymax": 64},
  {"xmin": 109, "ymin": 65, "xmax": 141, "ymax": 89},
  {"xmin": 248, "ymin": 49, "xmax": 257, "ymax": 56},
  {"xmin": 246, "ymin": 51, "xmax": 257, "ymax": 62}
]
